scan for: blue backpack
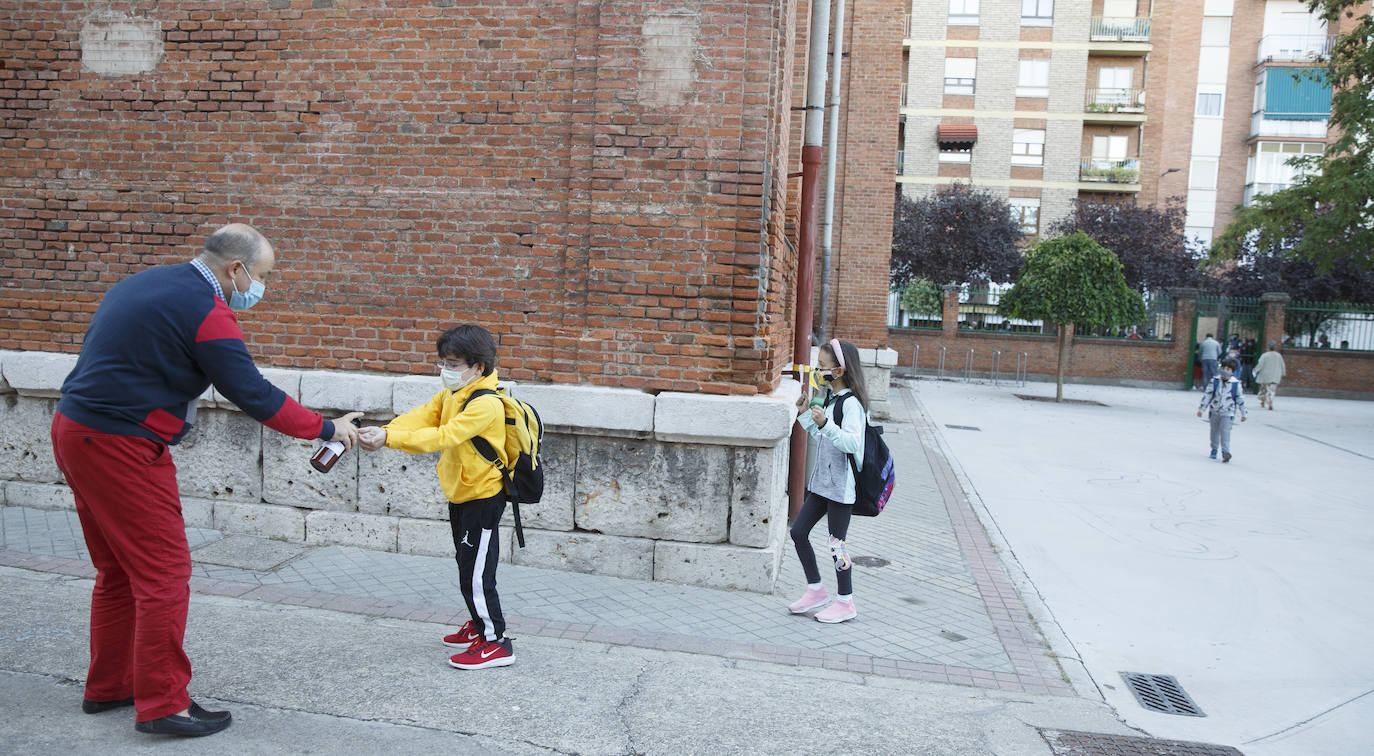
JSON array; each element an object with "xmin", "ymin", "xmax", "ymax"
[{"xmin": 831, "ymin": 394, "xmax": 896, "ymax": 517}]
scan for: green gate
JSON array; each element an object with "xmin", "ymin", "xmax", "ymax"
[{"xmin": 1184, "ymin": 296, "xmax": 1263, "ymax": 388}]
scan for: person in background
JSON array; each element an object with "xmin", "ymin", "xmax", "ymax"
[
  {"xmin": 1197, "ymin": 333, "xmax": 1222, "ymax": 390},
  {"xmin": 1198, "ymin": 357, "xmax": 1248, "ymax": 462},
  {"xmin": 1254, "ymin": 341, "xmax": 1286, "ymax": 411}
]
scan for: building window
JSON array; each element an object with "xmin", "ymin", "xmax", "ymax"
[
  {"xmin": 1249, "ymin": 141, "xmax": 1323, "ymax": 184},
  {"xmin": 939, "ymin": 146, "xmax": 973, "ymax": 163},
  {"xmin": 1196, "ymin": 92, "xmax": 1223, "ymax": 117},
  {"xmin": 1016, "ymin": 59, "xmax": 1050, "ymax": 98},
  {"xmin": 1021, "ymin": 0, "xmax": 1053, "ymax": 25},
  {"xmin": 1011, "ymin": 129, "xmax": 1045, "ymax": 166},
  {"xmin": 1189, "ymin": 158, "xmax": 1218, "ymax": 190},
  {"xmin": 1094, "ymin": 67, "xmax": 1134, "ymax": 106},
  {"xmin": 949, "ymin": 0, "xmax": 979, "ymax": 26},
  {"xmin": 1261, "ymin": 67, "xmax": 1332, "ymax": 120},
  {"xmin": 1009, "ymin": 198, "xmax": 1040, "ymax": 235},
  {"xmin": 1200, "ymin": 17, "xmax": 1231, "ymax": 47},
  {"xmin": 944, "ymin": 58, "xmax": 976, "ymax": 95}
]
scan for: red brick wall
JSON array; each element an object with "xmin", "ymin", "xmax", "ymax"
[
  {"xmin": 1, "ymin": 0, "xmax": 798, "ymax": 396},
  {"xmin": 823, "ymin": 0, "xmax": 902, "ymax": 349},
  {"xmin": 888, "ymin": 327, "xmax": 1192, "ymax": 387},
  {"xmin": 1283, "ymin": 349, "xmax": 1374, "ymax": 397}
]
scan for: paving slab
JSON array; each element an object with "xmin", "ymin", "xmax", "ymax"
[
  {"xmin": 910, "ymin": 377, "xmax": 1374, "ymax": 756},
  {"xmin": 190, "ymin": 535, "xmax": 307, "ymax": 571},
  {"xmin": 0, "ymin": 565, "xmax": 1132, "ymax": 756}
]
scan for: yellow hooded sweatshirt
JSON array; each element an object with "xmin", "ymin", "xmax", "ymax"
[{"xmin": 383, "ymin": 370, "xmax": 507, "ymax": 504}]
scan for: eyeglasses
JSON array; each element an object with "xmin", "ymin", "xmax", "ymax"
[{"xmin": 435, "ymin": 359, "xmax": 468, "ymax": 371}]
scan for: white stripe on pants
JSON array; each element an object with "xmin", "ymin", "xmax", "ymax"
[{"xmin": 449, "ymin": 496, "xmax": 506, "ymax": 642}]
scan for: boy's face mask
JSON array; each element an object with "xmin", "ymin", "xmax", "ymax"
[{"xmin": 1220, "ymin": 369, "xmax": 1233, "ymax": 378}]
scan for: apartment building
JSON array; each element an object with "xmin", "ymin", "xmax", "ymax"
[{"xmin": 897, "ymin": 0, "xmax": 1352, "ymax": 245}]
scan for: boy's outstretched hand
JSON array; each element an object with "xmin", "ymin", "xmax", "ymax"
[{"xmin": 357, "ymin": 426, "xmax": 388, "ymax": 452}]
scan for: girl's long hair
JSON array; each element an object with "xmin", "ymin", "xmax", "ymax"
[{"xmin": 823, "ymin": 339, "xmax": 870, "ymax": 413}]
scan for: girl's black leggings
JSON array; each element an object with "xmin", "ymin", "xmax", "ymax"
[{"xmin": 790, "ymin": 491, "xmax": 853, "ymax": 595}]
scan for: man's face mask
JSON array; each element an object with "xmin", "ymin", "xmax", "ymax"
[{"xmin": 228, "ymin": 264, "xmax": 266, "ymax": 310}]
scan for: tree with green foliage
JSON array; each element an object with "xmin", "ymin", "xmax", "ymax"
[
  {"xmin": 897, "ymin": 276, "xmax": 943, "ymax": 326},
  {"xmin": 1212, "ymin": 0, "xmax": 1374, "ymax": 271},
  {"xmin": 999, "ymin": 233, "xmax": 1145, "ymax": 401}
]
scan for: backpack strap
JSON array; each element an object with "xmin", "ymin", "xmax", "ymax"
[
  {"xmin": 827, "ymin": 391, "xmax": 864, "ymax": 487},
  {"xmin": 460, "ymin": 388, "xmax": 524, "ymax": 547},
  {"xmin": 460, "ymin": 389, "xmax": 505, "ymax": 469}
]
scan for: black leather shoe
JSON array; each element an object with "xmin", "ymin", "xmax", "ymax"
[
  {"xmin": 188, "ymin": 701, "xmax": 231, "ymax": 724},
  {"xmin": 82, "ymin": 696, "xmax": 135, "ymax": 714},
  {"xmin": 135, "ymin": 704, "xmax": 232, "ymax": 737}
]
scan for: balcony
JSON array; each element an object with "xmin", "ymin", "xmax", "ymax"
[
  {"xmin": 1084, "ymin": 87, "xmax": 1146, "ymax": 123},
  {"xmin": 1243, "ymin": 182, "xmax": 1293, "ymax": 206},
  {"xmin": 1089, "ymin": 17, "xmax": 1151, "ymax": 54},
  {"xmin": 1079, "ymin": 157, "xmax": 1141, "ymax": 185},
  {"xmin": 1251, "ymin": 110, "xmax": 1330, "ymax": 139},
  {"xmin": 1257, "ymin": 34, "xmax": 1336, "ymax": 64}
]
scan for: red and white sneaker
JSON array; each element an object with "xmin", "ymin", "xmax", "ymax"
[
  {"xmin": 448, "ymin": 638, "xmax": 514, "ymax": 670},
  {"xmin": 442, "ymin": 620, "xmax": 481, "ymax": 648}
]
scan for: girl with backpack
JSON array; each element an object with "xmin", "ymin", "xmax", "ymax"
[{"xmin": 788, "ymin": 338, "xmax": 870, "ymax": 624}]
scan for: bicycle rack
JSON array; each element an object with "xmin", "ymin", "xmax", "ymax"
[
  {"xmin": 990, "ymin": 350, "xmax": 1001, "ymax": 386},
  {"xmin": 1016, "ymin": 352, "xmax": 1029, "ymax": 387},
  {"xmin": 937, "ymin": 345, "xmax": 947, "ymax": 379},
  {"xmin": 963, "ymin": 349, "xmax": 975, "ymax": 382}
]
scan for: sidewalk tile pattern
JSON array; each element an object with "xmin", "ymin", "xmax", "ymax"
[{"xmin": 0, "ymin": 385, "xmax": 1070, "ymax": 695}]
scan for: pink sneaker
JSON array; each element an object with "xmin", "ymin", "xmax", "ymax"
[
  {"xmin": 815, "ymin": 599, "xmax": 856, "ymax": 624},
  {"xmin": 787, "ymin": 587, "xmax": 830, "ymax": 614}
]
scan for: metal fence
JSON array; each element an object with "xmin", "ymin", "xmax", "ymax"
[
  {"xmin": 887, "ymin": 285, "xmax": 943, "ymax": 329},
  {"xmin": 1076, "ymin": 292, "xmax": 1174, "ymax": 341},
  {"xmin": 891, "ymin": 286, "xmax": 1174, "ymax": 341},
  {"xmin": 957, "ymin": 287, "xmax": 1043, "ymax": 333},
  {"xmin": 1284, "ymin": 301, "xmax": 1374, "ymax": 351}
]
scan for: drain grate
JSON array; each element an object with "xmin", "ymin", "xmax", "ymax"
[
  {"xmin": 944, "ymin": 424, "xmax": 982, "ymax": 431},
  {"xmin": 851, "ymin": 556, "xmax": 889, "ymax": 568},
  {"xmin": 1039, "ymin": 729, "xmax": 1243, "ymax": 755},
  {"xmin": 1120, "ymin": 673, "xmax": 1206, "ymax": 717}
]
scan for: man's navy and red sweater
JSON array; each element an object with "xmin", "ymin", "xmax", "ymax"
[{"xmin": 58, "ymin": 263, "xmax": 334, "ymax": 446}]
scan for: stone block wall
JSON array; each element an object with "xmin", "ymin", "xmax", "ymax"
[{"xmin": 0, "ymin": 350, "xmax": 798, "ymax": 592}]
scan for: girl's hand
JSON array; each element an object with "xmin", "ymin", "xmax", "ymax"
[
  {"xmin": 809, "ymin": 406, "xmax": 827, "ymax": 427},
  {"xmin": 796, "ymin": 389, "xmax": 809, "ymax": 413}
]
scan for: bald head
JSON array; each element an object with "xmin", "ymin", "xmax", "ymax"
[
  {"xmin": 196, "ymin": 223, "xmax": 277, "ymax": 304},
  {"xmin": 202, "ymin": 223, "xmax": 273, "ymax": 267}
]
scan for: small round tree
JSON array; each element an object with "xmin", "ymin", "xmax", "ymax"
[{"xmin": 998, "ymin": 232, "xmax": 1146, "ymax": 401}]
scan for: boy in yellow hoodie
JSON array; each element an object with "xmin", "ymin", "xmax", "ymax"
[{"xmin": 357, "ymin": 325, "xmax": 513, "ymax": 669}]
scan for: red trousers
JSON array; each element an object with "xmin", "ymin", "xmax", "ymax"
[{"xmin": 51, "ymin": 411, "xmax": 193, "ymax": 722}]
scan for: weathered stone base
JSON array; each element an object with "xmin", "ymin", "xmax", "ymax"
[{"xmin": 1, "ymin": 350, "xmax": 806, "ymax": 592}]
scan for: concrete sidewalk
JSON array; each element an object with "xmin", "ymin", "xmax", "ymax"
[
  {"xmin": 911, "ymin": 378, "xmax": 1374, "ymax": 756},
  {"xmin": 0, "ymin": 383, "xmax": 1261, "ymax": 754}
]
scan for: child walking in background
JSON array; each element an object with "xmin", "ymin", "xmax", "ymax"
[
  {"xmin": 1197, "ymin": 356, "xmax": 1247, "ymax": 463},
  {"xmin": 788, "ymin": 339, "xmax": 870, "ymax": 624},
  {"xmin": 357, "ymin": 325, "xmax": 515, "ymax": 669}
]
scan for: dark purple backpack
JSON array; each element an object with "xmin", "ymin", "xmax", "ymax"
[{"xmin": 831, "ymin": 394, "xmax": 895, "ymax": 517}]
